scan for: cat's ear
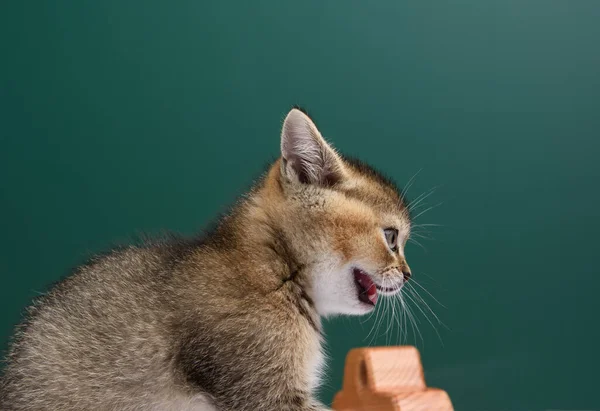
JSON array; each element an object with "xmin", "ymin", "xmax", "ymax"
[{"xmin": 280, "ymin": 108, "xmax": 344, "ymax": 186}]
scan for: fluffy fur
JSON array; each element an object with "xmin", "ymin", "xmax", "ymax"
[{"xmin": 0, "ymin": 108, "xmax": 412, "ymax": 410}]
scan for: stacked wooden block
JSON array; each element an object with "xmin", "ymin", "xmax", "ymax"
[{"xmin": 332, "ymin": 346, "xmax": 453, "ymax": 411}]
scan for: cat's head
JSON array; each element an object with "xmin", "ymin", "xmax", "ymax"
[{"xmin": 270, "ymin": 107, "xmax": 412, "ymax": 317}]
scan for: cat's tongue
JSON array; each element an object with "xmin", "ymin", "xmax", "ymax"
[{"xmin": 355, "ymin": 270, "xmax": 378, "ymax": 305}]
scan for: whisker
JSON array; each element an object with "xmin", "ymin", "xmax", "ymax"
[
  {"xmin": 406, "ymin": 284, "xmax": 448, "ymax": 331},
  {"xmin": 386, "ymin": 288, "xmax": 394, "ymax": 346},
  {"xmin": 364, "ymin": 295, "xmax": 382, "ymax": 344},
  {"xmin": 411, "ymin": 223, "xmax": 444, "ymax": 229},
  {"xmin": 382, "ymin": 279, "xmax": 395, "ymax": 344},
  {"xmin": 411, "ymin": 202, "xmax": 444, "ymax": 221},
  {"xmin": 410, "ymin": 232, "xmax": 432, "ymax": 240},
  {"xmin": 389, "ymin": 280, "xmax": 401, "ymax": 345},
  {"xmin": 408, "ymin": 187, "xmax": 438, "ymax": 212},
  {"xmin": 394, "ymin": 296, "xmax": 401, "ymax": 344},
  {"xmin": 401, "ymin": 294, "xmax": 408, "ymax": 344},
  {"xmin": 408, "ymin": 299, "xmax": 424, "ymax": 347},
  {"xmin": 395, "ymin": 292, "xmax": 408, "ymax": 344},
  {"xmin": 400, "ymin": 168, "xmax": 423, "ymax": 200},
  {"xmin": 408, "ymin": 238, "xmax": 427, "ymax": 251},
  {"xmin": 410, "ymin": 278, "xmax": 447, "ymax": 309},
  {"xmin": 415, "ymin": 271, "xmax": 444, "ymax": 288},
  {"xmin": 382, "ymin": 292, "xmax": 393, "ymax": 346},
  {"xmin": 411, "ymin": 230, "xmax": 433, "ymax": 238},
  {"xmin": 400, "ymin": 292, "xmax": 423, "ymax": 346},
  {"xmin": 404, "ymin": 289, "xmax": 444, "ymax": 346},
  {"xmin": 361, "ymin": 290, "xmax": 379, "ymax": 325},
  {"xmin": 410, "ymin": 226, "xmax": 434, "ymax": 234},
  {"xmin": 368, "ymin": 289, "xmax": 387, "ymax": 346}
]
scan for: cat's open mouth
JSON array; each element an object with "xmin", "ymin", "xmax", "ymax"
[{"xmin": 353, "ymin": 268, "xmax": 402, "ymax": 306}]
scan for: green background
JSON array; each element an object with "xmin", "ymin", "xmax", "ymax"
[{"xmin": 2, "ymin": 1, "xmax": 599, "ymax": 410}]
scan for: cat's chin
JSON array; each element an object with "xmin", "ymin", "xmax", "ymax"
[
  {"xmin": 324, "ymin": 303, "xmax": 376, "ymax": 317},
  {"xmin": 355, "ymin": 301, "xmax": 378, "ymax": 314},
  {"xmin": 310, "ymin": 264, "xmax": 403, "ymax": 317}
]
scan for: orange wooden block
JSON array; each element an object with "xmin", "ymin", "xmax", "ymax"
[{"xmin": 332, "ymin": 346, "xmax": 453, "ymax": 411}]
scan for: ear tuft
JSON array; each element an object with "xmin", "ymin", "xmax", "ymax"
[{"xmin": 280, "ymin": 108, "xmax": 343, "ymax": 186}]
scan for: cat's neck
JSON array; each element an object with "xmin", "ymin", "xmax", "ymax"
[{"xmin": 181, "ymin": 175, "xmax": 303, "ymax": 299}]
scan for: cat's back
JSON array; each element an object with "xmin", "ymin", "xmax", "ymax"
[{"xmin": 1, "ymin": 244, "xmax": 183, "ymax": 410}]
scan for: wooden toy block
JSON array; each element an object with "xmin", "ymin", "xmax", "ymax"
[{"xmin": 332, "ymin": 346, "xmax": 453, "ymax": 411}]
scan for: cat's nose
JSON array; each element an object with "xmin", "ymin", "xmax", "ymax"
[
  {"xmin": 399, "ymin": 260, "xmax": 411, "ymax": 282},
  {"xmin": 402, "ymin": 268, "xmax": 411, "ymax": 282}
]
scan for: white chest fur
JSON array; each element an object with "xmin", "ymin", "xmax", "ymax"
[{"xmin": 306, "ymin": 337, "xmax": 326, "ymax": 392}]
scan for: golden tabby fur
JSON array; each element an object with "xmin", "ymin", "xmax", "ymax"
[{"xmin": 1, "ymin": 108, "xmax": 412, "ymax": 410}]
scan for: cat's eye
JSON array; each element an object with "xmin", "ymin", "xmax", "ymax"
[{"xmin": 384, "ymin": 228, "xmax": 399, "ymax": 252}]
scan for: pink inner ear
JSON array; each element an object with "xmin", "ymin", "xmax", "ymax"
[{"xmin": 281, "ymin": 108, "xmax": 342, "ymax": 186}]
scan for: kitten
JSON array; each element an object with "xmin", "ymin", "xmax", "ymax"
[{"xmin": 0, "ymin": 108, "xmax": 412, "ymax": 410}]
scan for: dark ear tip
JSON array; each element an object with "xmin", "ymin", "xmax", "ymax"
[
  {"xmin": 291, "ymin": 105, "xmax": 310, "ymax": 117},
  {"xmin": 290, "ymin": 105, "xmax": 319, "ymax": 127}
]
